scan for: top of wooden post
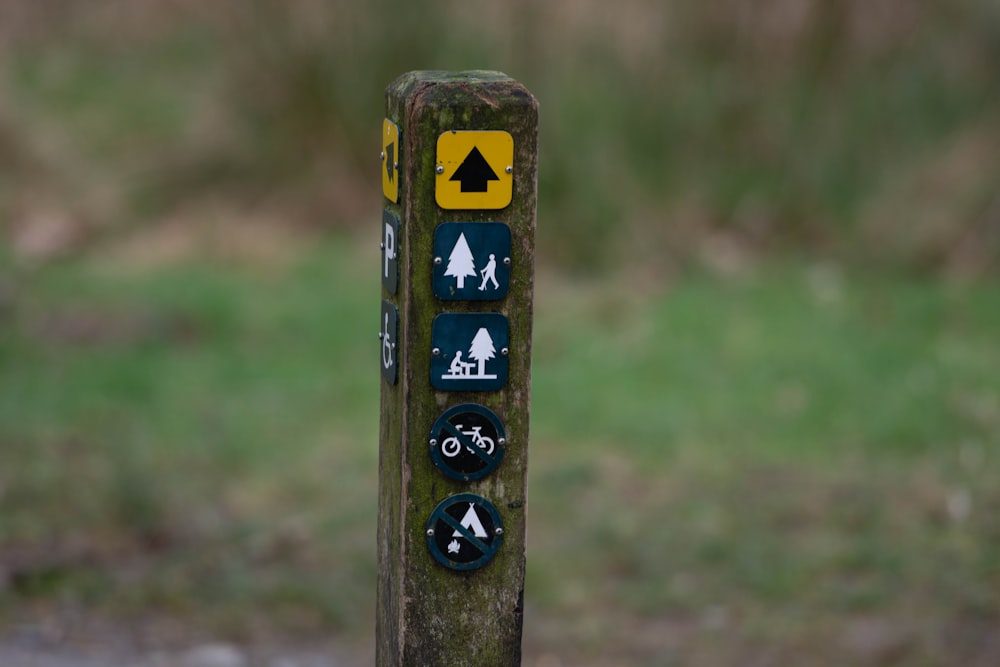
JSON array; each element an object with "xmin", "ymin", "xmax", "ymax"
[{"xmin": 387, "ymin": 70, "xmax": 538, "ymax": 118}]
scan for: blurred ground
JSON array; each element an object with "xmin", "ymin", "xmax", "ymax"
[{"xmin": 0, "ymin": 640, "xmax": 361, "ymax": 667}]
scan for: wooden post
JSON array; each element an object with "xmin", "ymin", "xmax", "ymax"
[{"xmin": 376, "ymin": 71, "xmax": 538, "ymax": 666}]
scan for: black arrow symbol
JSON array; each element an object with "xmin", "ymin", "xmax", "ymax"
[
  {"xmin": 385, "ymin": 142, "xmax": 395, "ymax": 183},
  {"xmin": 450, "ymin": 146, "xmax": 499, "ymax": 193}
]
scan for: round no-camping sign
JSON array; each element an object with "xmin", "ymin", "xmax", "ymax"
[{"xmin": 426, "ymin": 494, "xmax": 503, "ymax": 571}]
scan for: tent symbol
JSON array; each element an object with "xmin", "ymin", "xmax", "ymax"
[{"xmin": 454, "ymin": 503, "xmax": 488, "ymax": 538}]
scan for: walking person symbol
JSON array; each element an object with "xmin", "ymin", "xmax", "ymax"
[{"xmin": 478, "ymin": 254, "xmax": 500, "ymax": 291}]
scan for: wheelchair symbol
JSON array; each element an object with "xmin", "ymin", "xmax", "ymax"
[
  {"xmin": 382, "ymin": 312, "xmax": 394, "ymax": 370},
  {"xmin": 380, "ymin": 300, "xmax": 398, "ymax": 385}
]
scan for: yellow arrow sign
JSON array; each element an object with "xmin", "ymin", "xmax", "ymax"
[
  {"xmin": 382, "ymin": 118, "xmax": 400, "ymax": 203},
  {"xmin": 436, "ymin": 131, "xmax": 513, "ymax": 210}
]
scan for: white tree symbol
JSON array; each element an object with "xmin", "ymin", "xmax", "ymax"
[
  {"xmin": 445, "ymin": 232, "xmax": 476, "ymax": 289},
  {"xmin": 468, "ymin": 327, "xmax": 497, "ymax": 378}
]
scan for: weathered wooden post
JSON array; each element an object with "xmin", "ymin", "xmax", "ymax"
[{"xmin": 376, "ymin": 71, "xmax": 538, "ymax": 666}]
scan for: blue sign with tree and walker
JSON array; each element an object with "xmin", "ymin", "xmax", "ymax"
[{"xmin": 432, "ymin": 222, "xmax": 511, "ymax": 301}]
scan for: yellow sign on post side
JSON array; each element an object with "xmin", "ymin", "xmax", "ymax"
[
  {"xmin": 435, "ymin": 130, "xmax": 513, "ymax": 210},
  {"xmin": 382, "ymin": 118, "xmax": 400, "ymax": 203}
]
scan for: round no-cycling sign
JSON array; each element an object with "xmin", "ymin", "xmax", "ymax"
[
  {"xmin": 426, "ymin": 494, "xmax": 503, "ymax": 571},
  {"xmin": 429, "ymin": 403, "xmax": 506, "ymax": 481}
]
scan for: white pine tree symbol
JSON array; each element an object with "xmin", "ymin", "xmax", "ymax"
[
  {"xmin": 468, "ymin": 327, "xmax": 497, "ymax": 378},
  {"xmin": 445, "ymin": 232, "xmax": 476, "ymax": 289}
]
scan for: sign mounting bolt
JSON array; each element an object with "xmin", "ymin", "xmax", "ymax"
[
  {"xmin": 434, "ymin": 257, "xmax": 442, "ymax": 265},
  {"xmin": 503, "ymin": 257, "xmax": 511, "ymax": 266},
  {"xmin": 432, "ymin": 347, "xmax": 441, "ymax": 356},
  {"xmin": 501, "ymin": 347, "xmax": 509, "ymax": 356},
  {"xmin": 380, "ymin": 151, "xmax": 385, "ymax": 160},
  {"xmin": 436, "ymin": 165, "xmax": 445, "ymax": 174},
  {"xmin": 429, "ymin": 438, "xmax": 437, "ymax": 447},
  {"xmin": 426, "ymin": 528, "xmax": 435, "ymax": 537},
  {"xmin": 494, "ymin": 527, "xmax": 504, "ymax": 536},
  {"xmin": 505, "ymin": 166, "xmax": 513, "ymax": 174}
]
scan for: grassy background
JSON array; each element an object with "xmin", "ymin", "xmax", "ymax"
[
  {"xmin": 3, "ymin": 241, "xmax": 999, "ymax": 664},
  {"xmin": 2, "ymin": 1, "xmax": 1000, "ymax": 665}
]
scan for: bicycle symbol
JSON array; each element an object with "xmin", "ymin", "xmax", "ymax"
[
  {"xmin": 429, "ymin": 404, "xmax": 505, "ymax": 481},
  {"xmin": 441, "ymin": 424, "xmax": 495, "ymax": 458}
]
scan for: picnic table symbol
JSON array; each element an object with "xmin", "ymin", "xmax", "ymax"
[{"xmin": 441, "ymin": 327, "xmax": 498, "ymax": 381}]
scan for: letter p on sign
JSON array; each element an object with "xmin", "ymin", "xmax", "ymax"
[{"xmin": 382, "ymin": 210, "xmax": 400, "ymax": 294}]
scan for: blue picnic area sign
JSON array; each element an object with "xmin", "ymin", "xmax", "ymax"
[{"xmin": 430, "ymin": 313, "xmax": 509, "ymax": 392}]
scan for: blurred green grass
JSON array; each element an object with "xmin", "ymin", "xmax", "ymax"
[
  {"xmin": 2, "ymin": 237, "xmax": 998, "ymax": 663},
  {"xmin": 534, "ymin": 265, "xmax": 1000, "ymax": 457},
  {"xmin": 1, "ymin": 241, "xmax": 379, "ymax": 632}
]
